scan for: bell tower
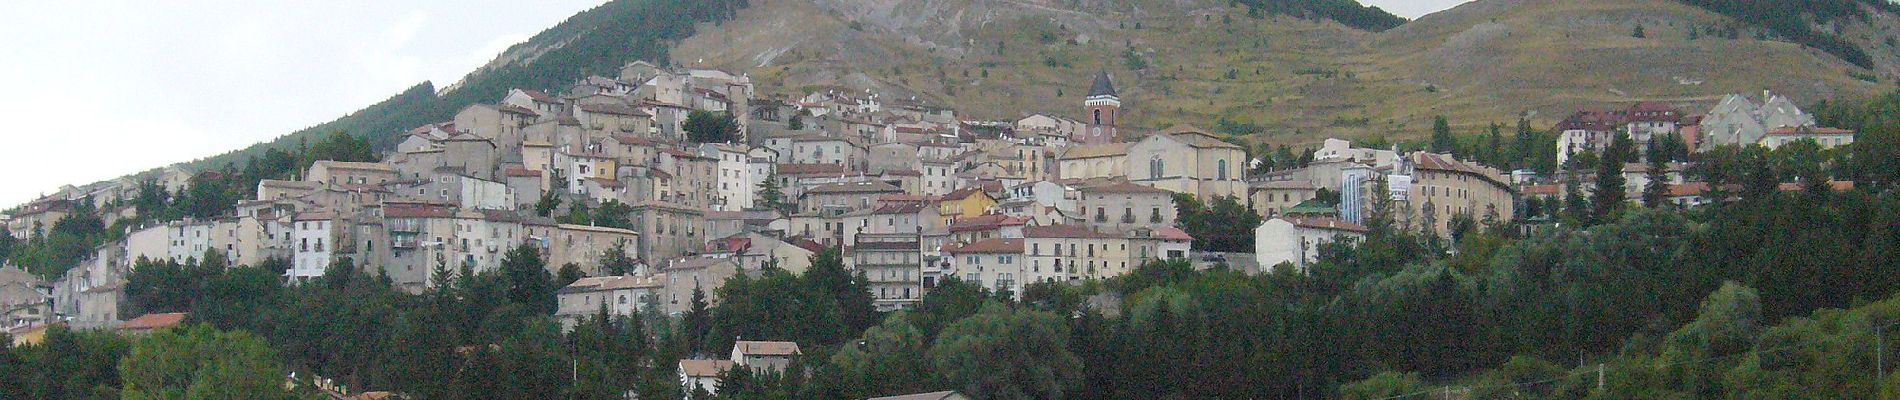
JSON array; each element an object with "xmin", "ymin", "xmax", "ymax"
[{"xmin": 1080, "ymin": 70, "xmax": 1120, "ymax": 145}]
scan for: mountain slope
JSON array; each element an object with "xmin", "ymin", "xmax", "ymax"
[
  {"xmin": 184, "ymin": 0, "xmax": 746, "ymax": 171},
  {"xmin": 672, "ymin": 0, "xmax": 1893, "ymax": 147}
]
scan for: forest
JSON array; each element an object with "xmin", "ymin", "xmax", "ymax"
[
  {"xmin": 1676, "ymin": 0, "xmax": 1898, "ymax": 69},
  {"xmin": 1229, "ymin": 0, "xmax": 1407, "ymax": 32}
]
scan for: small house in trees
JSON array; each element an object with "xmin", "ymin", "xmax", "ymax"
[
  {"xmin": 730, "ymin": 340, "xmax": 801, "ymax": 373},
  {"xmin": 868, "ymin": 391, "xmax": 973, "ymax": 400},
  {"xmin": 677, "ymin": 359, "xmax": 737, "ymax": 397},
  {"xmin": 119, "ymin": 312, "xmax": 188, "ymax": 335}
]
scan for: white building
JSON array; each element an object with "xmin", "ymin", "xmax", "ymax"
[{"xmin": 1254, "ymin": 217, "xmax": 1366, "ymax": 274}]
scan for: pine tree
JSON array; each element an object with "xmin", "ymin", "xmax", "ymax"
[
  {"xmin": 685, "ymin": 284, "xmax": 712, "ymax": 355},
  {"xmin": 1633, "ymin": 24, "xmax": 1646, "ymax": 38},
  {"xmin": 1430, "ymin": 116, "xmax": 1455, "ymax": 154},
  {"xmin": 1642, "ymin": 150, "xmax": 1672, "ymax": 208},
  {"xmin": 755, "ymin": 175, "xmax": 791, "ymax": 213}
]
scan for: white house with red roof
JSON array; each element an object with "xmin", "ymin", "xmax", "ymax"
[{"xmin": 1255, "ymin": 216, "xmax": 1367, "ymax": 274}]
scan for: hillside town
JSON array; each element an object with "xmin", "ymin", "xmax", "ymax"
[{"xmin": 0, "ymin": 57, "xmax": 1866, "ymax": 398}]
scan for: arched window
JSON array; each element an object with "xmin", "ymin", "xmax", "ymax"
[
  {"xmin": 1093, "ymin": 109, "xmax": 1102, "ymax": 125},
  {"xmin": 1218, "ymin": 159, "xmax": 1229, "ymax": 180},
  {"xmin": 1149, "ymin": 157, "xmax": 1164, "ymax": 180}
]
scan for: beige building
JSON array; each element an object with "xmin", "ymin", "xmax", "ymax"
[
  {"xmin": 1250, "ymin": 180, "xmax": 1319, "ymax": 218},
  {"xmin": 1395, "ymin": 152, "xmax": 1516, "ymax": 236},
  {"xmin": 554, "ymin": 274, "xmax": 665, "ymax": 330},
  {"xmin": 1125, "ymin": 126, "xmax": 1247, "ymax": 200},
  {"xmin": 1076, "ymin": 182, "xmax": 1176, "ymax": 231}
]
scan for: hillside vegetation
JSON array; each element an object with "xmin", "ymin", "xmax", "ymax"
[
  {"xmin": 184, "ymin": 0, "xmax": 747, "ymax": 171},
  {"xmin": 675, "ymin": 0, "xmax": 1893, "ymax": 149}
]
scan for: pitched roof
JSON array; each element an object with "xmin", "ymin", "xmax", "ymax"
[
  {"xmin": 943, "ymin": 238, "xmax": 1024, "ymax": 254},
  {"xmin": 734, "ymin": 340, "xmax": 802, "ymax": 356},
  {"xmin": 678, "ymin": 359, "xmax": 738, "ymax": 377},
  {"xmin": 1280, "ymin": 216, "xmax": 1368, "ymax": 233},
  {"xmin": 1058, "ymin": 143, "xmax": 1129, "ymax": 160},
  {"xmin": 941, "ymin": 187, "xmax": 990, "ymax": 201},
  {"xmin": 579, "ymin": 102, "xmax": 650, "ymax": 117},
  {"xmin": 1088, "ymin": 70, "xmax": 1117, "ymax": 97},
  {"xmin": 1079, "ymin": 182, "xmax": 1171, "ymax": 194},
  {"xmin": 1024, "ymin": 224, "xmax": 1116, "ymax": 239},
  {"xmin": 518, "ymin": 89, "xmax": 560, "ymax": 103},
  {"xmin": 869, "ymin": 391, "xmax": 967, "ymax": 400},
  {"xmin": 776, "ymin": 163, "xmax": 847, "ymax": 176},
  {"xmin": 1161, "ymin": 127, "xmax": 1243, "ymax": 149},
  {"xmin": 809, "ymin": 180, "xmax": 903, "ymax": 194},
  {"xmin": 121, "ymin": 312, "xmax": 187, "ymax": 331}
]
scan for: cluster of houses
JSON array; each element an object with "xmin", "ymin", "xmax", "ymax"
[
  {"xmin": 1538, "ymin": 91, "xmax": 1859, "ymax": 208},
  {"xmin": 0, "ymin": 55, "xmax": 1861, "ymax": 398}
]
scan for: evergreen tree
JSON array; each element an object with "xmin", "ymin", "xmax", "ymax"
[
  {"xmin": 755, "ymin": 175, "xmax": 791, "ymax": 213},
  {"xmin": 684, "ymin": 284, "xmax": 712, "ymax": 355},
  {"xmin": 1591, "ymin": 134, "xmax": 1633, "ymax": 222},
  {"xmin": 1633, "ymin": 24, "xmax": 1646, "ymax": 38},
  {"xmin": 500, "ymin": 244, "xmax": 555, "ymax": 315},
  {"xmin": 1642, "ymin": 149, "xmax": 1672, "ymax": 208},
  {"xmin": 1430, "ymin": 116, "xmax": 1455, "ymax": 154}
]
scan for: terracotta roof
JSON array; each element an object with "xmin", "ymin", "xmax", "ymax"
[
  {"xmin": 878, "ymin": 193, "xmax": 940, "ymax": 203},
  {"xmin": 579, "ymin": 102, "xmax": 650, "ymax": 117},
  {"xmin": 497, "ymin": 104, "xmax": 539, "ymax": 116},
  {"xmin": 944, "ymin": 238, "xmax": 1024, "ymax": 254},
  {"xmin": 1522, "ymin": 184, "xmax": 1560, "ymax": 196},
  {"xmin": 734, "ymin": 340, "xmax": 802, "ymax": 356},
  {"xmin": 121, "ymin": 312, "xmax": 187, "ymax": 331},
  {"xmin": 1253, "ymin": 180, "xmax": 1316, "ymax": 190},
  {"xmin": 870, "ymin": 391, "xmax": 967, "ymax": 400},
  {"xmin": 1668, "ymin": 182, "xmax": 1711, "ymax": 197},
  {"xmin": 679, "ymin": 359, "xmax": 738, "ymax": 377},
  {"xmin": 883, "ymin": 169, "xmax": 923, "ymax": 177},
  {"xmin": 809, "ymin": 180, "xmax": 903, "ymax": 194},
  {"xmin": 384, "ymin": 204, "xmax": 455, "ymax": 219},
  {"xmin": 941, "ymin": 187, "xmax": 990, "ymax": 201},
  {"xmin": 503, "ymin": 167, "xmax": 543, "ymax": 178},
  {"xmin": 1058, "ymin": 143, "xmax": 1130, "ymax": 160},
  {"xmin": 1151, "ymin": 226, "xmax": 1195, "ymax": 241},
  {"xmin": 518, "ymin": 89, "xmax": 560, "ymax": 104},
  {"xmin": 1024, "ymin": 224, "xmax": 1115, "ymax": 239},
  {"xmin": 1080, "ymin": 182, "xmax": 1172, "ymax": 194},
  {"xmin": 776, "ymin": 163, "xmax": 848, "ymax": 176}
]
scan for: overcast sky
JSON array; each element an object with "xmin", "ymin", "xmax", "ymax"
[
  {"xmin": 1366, "ymin": 0, "xmax": 1473, "ymax": 19},
  {"xmin": 0, "ymin": 0, "xmax": 1467, "ymax": 209}
]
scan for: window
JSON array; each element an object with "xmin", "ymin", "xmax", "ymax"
[
  {"xmin": 1151, "ymin": 208, "xmax": 1163, "ymax": 223},
  {"xmin": 1218, "ymin": 159, "xmax": 1229, "ymax": 180},
  {"xmin": 1149, "ymin": 158, "xmax": 1164, "ymax": 180},
  {"xmin": 1095, "ymin": 207, "xmax": 1107, "ymax": 223},
  {"xmin": 1122, "ymin": 207, "xmax": 1135, "ymax": 224}
]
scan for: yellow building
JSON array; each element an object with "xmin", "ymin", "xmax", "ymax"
[{"xmin": 938, "ymin": 187, "xmax": 997, "ymax": 223}]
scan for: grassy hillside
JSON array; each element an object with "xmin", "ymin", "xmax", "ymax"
[
  {"xmin": 675, "ymin": 0, "xmax": 1893, "ymax": 149},
  {"xmin": 184, "ymin": 0, "xmax": 748, "ymax": 171}
]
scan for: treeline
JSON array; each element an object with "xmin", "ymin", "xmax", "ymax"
[
  {"xmin": 1229, "ymin": 0, "xmax": 1407, "ymax": 32},
  {"xmin": 1676, "ymin": 0, "xmax": 1895, "ymax": 69},
  {"xmin": 188, "ymin": 0, "xmax": 749, "ymax": 171}
]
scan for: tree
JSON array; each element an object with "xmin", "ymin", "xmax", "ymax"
[
  {"xmin": 929, "ymin": 302, "xmax": 1082, "ymax": 400},
  {"xmin": 500, "ymin": 244, "xmax": 555, "ymax": 315},
  {"xmin": 557, "ymin": 263, "xmax": 584, "ymax": 287},
  {"xmin": 684, "ymin": 284, "xmax": 712, "ymax": 356},
  {"xmin": 803, "ymin": 247, "xmax": 878, "ymax": 338},
  {"xmin": 1430, "ymin": 115, "xmax": 1455, "ymax": 154},
  {"xmin": 1633, "ymin": 24, "xmax": 1647, "ymax": 38},
  {"xmin": 684, "ymin": 110, "xmax": 739, "ymax": 143},
  {"xmin": 119, "ymin": 324, "xmax": 289, "ymax": 399},
  {"xmin": 755, "ymin": 174, "xmax": 792, "ymax": 213},
  {"xmin": 1591, "ymin": 134, "xmax": 1633, "ymax": 222},
  {"xmin": 534, "ymin": 190, "xmax": 562, "ymax": 217},
  {"xmin": 832, "ymin": 312, "xmax": 931, "ymax": 398},
  {"xmin": 787, "ymin": 114, "xmax": 804, "ymax": 130},
  {"xmin": 600, "ymin": 239, "xmax": 639, "ymax": 276},
  {"xmin": 1643, "ymin": 145, "xmax": 1672, "ymax": 208}
]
